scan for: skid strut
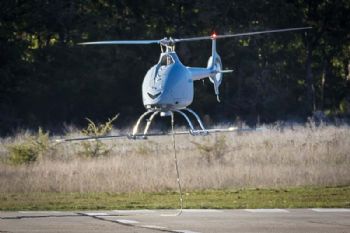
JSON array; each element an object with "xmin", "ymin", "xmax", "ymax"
[{"xmin": 129, "ymin": 108, "xmax": 208, "ymax": 139}]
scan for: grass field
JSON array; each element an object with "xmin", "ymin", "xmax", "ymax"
[
  {"xmin": 0, "ymin": 124, "xmax": 349, "ymax": 210},
  {"xmin": 0, "ymin": 186, "xmax": 349, "ymax": 211},
  {"xmin": 1, "ymin": 124, "xmax": 349, "ymax": 193}
]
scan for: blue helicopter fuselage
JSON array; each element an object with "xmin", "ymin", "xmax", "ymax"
[{"xmin": 142, "ymin": 52, "xmax": 194, "ymax": 110}]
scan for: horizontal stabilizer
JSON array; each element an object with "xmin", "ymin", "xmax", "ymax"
[{"xmin": 219, "ymin": 70, "xmax": 233, "ymax": 73}]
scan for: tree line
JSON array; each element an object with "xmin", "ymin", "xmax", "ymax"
[{"xmin": 1, "ymin": 0, "xmax": 349, "ymax": 134}]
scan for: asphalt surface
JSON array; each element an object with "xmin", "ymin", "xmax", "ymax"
[{"xmin": 1, "ymin": 209, "xmax": 350, "ymax": 233}]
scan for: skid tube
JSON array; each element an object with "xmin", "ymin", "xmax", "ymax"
[
  {"xmin": 53, "ymin": 108, "xmax": 260, "ymax": 142},
  {"xmin": 54, "ymin": 126, "xmax": 256, "ymax": 143},
  {"xmin": 128, "ymin": 108, "xmax": 209, "ymax": 139}
]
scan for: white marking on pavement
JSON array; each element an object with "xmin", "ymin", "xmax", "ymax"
[
  {"xmin": 311, "ymin": 208, "xmax": 350, "ymax": 212},
  {"xmin": 115, "ymin": 219, "xmax": 140, "ymax": 224},
  {"xmin": 174, "ymin": 230, "xmax": 201, "ymax": 233},
  {"xmin": 141, "ymin": 225, "xmax": 167, "ymax": 229},
  {"xmin": 160, "ymin": 210, "xmax": 183, "ymax": 216},
  {"xmin": 182, "ymin": 209, "xmax": 222, "ymax": 213},
  {"xmin": 245, "ymin": 209, "xmax": 289, "ymax": 213},
  {"xmin": 18, "ymin": 211, "xmax": 62, "ymax": 214},
  {"xmin": 85, "ymin": 212, "xmax": 108, "ymax": 216},
  {"xmin": 112, "ymin": 209, "xmax": 155, "ymax": 214},
  {"xmin": 159, "ymin": 209, "xmax": 222, "ymax": 217}
]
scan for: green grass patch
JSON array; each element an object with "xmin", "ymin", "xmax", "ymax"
[{"xmin": 0, "ymin": 186, "xmax": 349, "ymax": 211}]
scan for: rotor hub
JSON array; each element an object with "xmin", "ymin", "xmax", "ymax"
[{"xmin": 160, "ymin": 37, "xmax": 176, "ymax": 52}]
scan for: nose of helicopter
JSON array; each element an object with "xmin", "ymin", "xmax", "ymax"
[
  {"xmin": 147, "ymin": 91, "xmax": 162, "ymax": 99},
  {"xmin": 142, "ymin": 64, "xmax": 170, "ymax": 108}
]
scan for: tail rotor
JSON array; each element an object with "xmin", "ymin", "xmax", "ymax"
[
  {"xmin": 207, "ymin": 53, "xmax": 223, "ymax": 102},
  {"xmin": 207, "ymin": 35, "xmax": 233, "ymax": 102}
]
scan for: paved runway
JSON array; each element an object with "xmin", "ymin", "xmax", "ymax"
[{"xmin": 1, "ymin": 209, "xmax": 350, "ymax": 233}]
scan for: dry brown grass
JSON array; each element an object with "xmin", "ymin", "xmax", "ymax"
[{"xmin": 0, "ymin": 125, "xmax": 349, "ymax": 193}]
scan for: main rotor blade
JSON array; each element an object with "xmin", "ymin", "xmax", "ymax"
[
  {"xmin": 78, "ymin": 27, "xmax": 311, "ymax": 46},
  {"xmin": 78, "ymin": 40, "xmax": 160, "ymax": 45},
  {"xmin": 175, "ymin": 27, "xmax": 312, "ymax": 42}
]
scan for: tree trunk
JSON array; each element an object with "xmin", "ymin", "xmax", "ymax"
[
  {"xmin": 306, "ymin": 45, "xmax": 316, "ymax": 114},
  {"xmin": 320, "ymin": 59, "xmax": 327, "ymax": 110}
]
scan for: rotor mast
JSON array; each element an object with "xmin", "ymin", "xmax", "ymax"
[{"xmin": 160, "ymin": 37, "xmax": 176, "ymax": 53}]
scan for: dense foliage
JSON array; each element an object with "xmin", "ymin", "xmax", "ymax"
[{"xmin": 1, "ymin": 0, "xmax": 349, "ymax": 134}]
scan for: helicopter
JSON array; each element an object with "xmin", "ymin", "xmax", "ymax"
[{"xmin": 68, "ymin": 27, "xmax": 311, "ymax": 141}]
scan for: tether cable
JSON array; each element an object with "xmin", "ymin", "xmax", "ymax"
[{"xmin": 171, "ymin": 112, "xmax": 183, "ymax": 216}]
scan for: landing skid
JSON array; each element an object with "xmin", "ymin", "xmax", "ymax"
[
  {"xmin": 53, "ymin": 108, "xmax": 258, "ymax": 143},
  {"xmin": 55, "ymin": 127, "xmax": 242, "ymax": 143},
  {"xmin": 129, "ymin": 108, "xmax": 208, "ymax": 139}
]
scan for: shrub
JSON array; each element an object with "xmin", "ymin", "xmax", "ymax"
[
  {"xmin": 7, "ymin": 128, "xmax": 50, "ymax": 165},
  {"xmin": 79, "ymin": 114, "xmax": 118, "ymax": 158},
  {"xmin": 191, "ymin": 135, "xmax": 228, "ymax": 164}
]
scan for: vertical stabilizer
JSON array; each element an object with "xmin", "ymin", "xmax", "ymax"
[
  {"xmin": 210, "ymin": 34, "xmax": 217, "ymax": 69},
  {"xmin": 207, "ymin": 34, "xmax": 222, "ymax": 102}
]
